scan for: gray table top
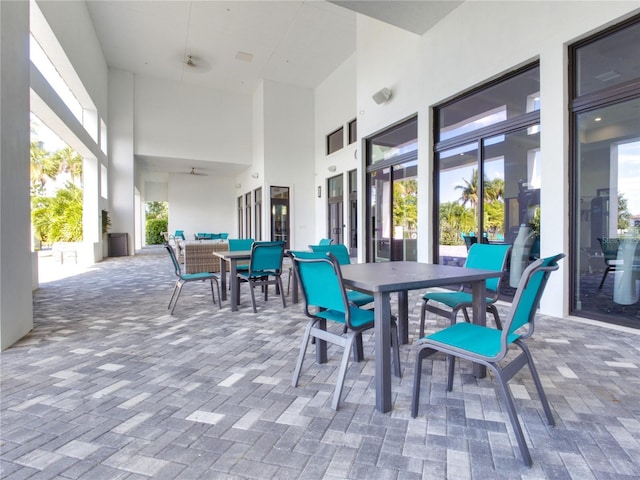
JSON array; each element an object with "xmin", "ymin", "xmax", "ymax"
[{"xmin": 340, "ymin": 261, "xmax": 501, "ymax": 293}]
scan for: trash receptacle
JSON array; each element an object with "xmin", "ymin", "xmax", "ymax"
[{"xmin": 108, "ymin": 233, "xmax": 129, "ymax": 257}]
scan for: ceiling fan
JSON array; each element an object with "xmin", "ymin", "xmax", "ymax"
[{"xmin": 188, "ymin": 167, "xmax": 207, "ymax": 176}]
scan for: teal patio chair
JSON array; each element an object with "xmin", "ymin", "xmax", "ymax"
[
  {"xmin": 284, "ymin": 237, "xmax": 332, "ymax": 295},
  {"xmin": 165, "ymin": 245, "xmax": 221, "ymax": 314},
  {"xmin": 290, "ymin": 251, "xmax": 401, "ymax": 410},
  {"xmin": 237, "ymin": 241, "xmax": 286, "ymax": 313},
  {"xmin": 309, "ymin": 244, "xmax": 374, "ymax": 307},
  {"xmin": 228, "ymin": 237, "xmax": 254, "ymax": 271},
  {"xmin": 419, "ymin": 243, "xmax": 511, "ymax": 337},
  {"xmin": 412, "ymin": 253, "xmax": 564, "ymax": 466},
  {"xmin": 174, "ymin": 230, "xmax": 185, "ymax": 240}
]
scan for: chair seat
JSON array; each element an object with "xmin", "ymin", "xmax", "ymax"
[
  {"xmin": 423, "ymin": 322, "xmax": 520, "ymax": 358},
  {"xmin": 423, "ymin": 291, "xmax": 494, "ymax": 308},
  {"xmin": 315, "ymin": 306, "xmax": 375, "ymax": 330},
  {"xmin": 182, "ymin": 271, "xmax": 218, "ymax": 281},
  {"xmin": 347, "ymin": 290, "xmax": 374, "ymax": 306},
  {"xmin": 238, "ymin": 269, "xmax": 279, "ymax": 279}
]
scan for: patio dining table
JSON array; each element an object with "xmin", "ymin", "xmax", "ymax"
[
  {"xmin": 335, "ymin": 261, "xmax": 502, "ymax": 413},
  {"xmin": 212, "ymin": 249, "xmax": 251, "ymax": 311}
]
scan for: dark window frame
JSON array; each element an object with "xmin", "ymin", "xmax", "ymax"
[
  {"xmin": 432, "ymin": 61, "xmax": 541, "ymax": 263},
  {"xmin": 327, "ymin": 126, "xmax": 344, "ymax": 155},
  {"xmin": 568, "ymin": 14, "xmax": 640, "ymax": 327}
]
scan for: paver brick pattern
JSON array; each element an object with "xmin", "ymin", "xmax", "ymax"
[{"xmin": 1, "ymin": 246, "xmax": 640, "ymax": 479}]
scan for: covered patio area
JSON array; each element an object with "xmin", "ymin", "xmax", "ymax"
[{"xmin": 2, "ymin": 247, "xmax": 640, "ymax": 478}]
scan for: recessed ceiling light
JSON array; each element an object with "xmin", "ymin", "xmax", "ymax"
[
  {"xmin": 235, "ymin": 51, "xmax": 254, "ymax": 63},
  {"xmin": 594, "ymin": 117, "xmax": 602, "ymax": 122}
]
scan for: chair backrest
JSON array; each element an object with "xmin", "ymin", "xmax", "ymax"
[
  {"xmin": 175, "ymin": 230, "xmax": 185, "ymax": 240},
  {"xmin": 309, "ymin": 244, "xmax": 351, "ymax": 265},
  {"xmin": 290, "ymin": 251, "xmax": 351, "ymax": 321},
  {"xmin": 501, "ymin": 253, "xmax": 565, "ymax": 348},
  {"xmin": 165, "ymin": 245, "xmax": 182, "ymax": 277},
  {"xmin": 462, "ymin": 235, "xmax": 478, "ymax": 250},
  {"xmin": 465, "ymin": 243, "xmax": 512, "ymax": 293},
  {"xmin": 318, "ymin": 238, "xmax": 334, "ymax": 246},
  {"xmin": 249, "ymin": 241, "xmax": 285, "ymax": 274},
  {"xmin": 229, "ymin": 238, "xmax": 254, "ymax": 251},
  {"xmin": 597, "ymin": 237, "xmax": 620, "ymax": 261}
]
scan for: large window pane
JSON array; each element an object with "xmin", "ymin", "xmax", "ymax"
[
  {"xmin": 438, "ymin": 66, "xmax": 540, "ymax": 142},
  {"xmin": 574, "ymin": 99, "xmax": 640, "ymax": 321},
  {"xmin": 437, "ymin": 142, "xmax": 478, "ymax": 265},
  {"xmin": 369, "ymin": 119, "xmax": 418, "ymax": 165},
  {"xmin": 367, "ymin": 117, "xmax": 418, "ymax": 262},
  {"xmin": 576, "ymin": 20, "xmax": 640, "ymax": 96},
  {"xmin": 392, "ymin": 160, "xmax": 418, "ymax": 261}
]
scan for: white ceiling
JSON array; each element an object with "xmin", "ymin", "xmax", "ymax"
[{"xmin": 84, "ymin": 0, "xmax": 462, "ymax": 175}]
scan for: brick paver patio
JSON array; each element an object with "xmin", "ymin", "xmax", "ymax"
[{"xmin": 2, "ymin": 246, "xmax": 639, "ymax": 479}]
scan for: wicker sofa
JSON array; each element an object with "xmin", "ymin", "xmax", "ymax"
[{"xmin": 180, "ymin": 240, "xmax": 228, "ymax": 274}]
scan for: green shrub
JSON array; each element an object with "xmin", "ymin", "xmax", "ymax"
[{"xmin": 146, "ymin": 218, "xmax": 168, "ymax": 245}]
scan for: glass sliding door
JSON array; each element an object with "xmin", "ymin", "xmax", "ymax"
[
  {"xmin": 327, "ymin": 174, "xmax": 344, "ymax": 245},
  {"xmin": 392, "ymin": 160, "xmax": 418, "ymax": 261},
  {"xmin": 366, "ymin": 116, "xmax": 418, "ymax": 262},
  {"xmin": 571, "ymin": 16, "xmax": 640, "ymax": 326},
  {"xmin": 434, "ymin": 63, "xmax": 540, "ymax": 296},
  {"xmin": 437, "ymin": 142, "xmax": 478, "ymax": 265},
  {"xmin": 237, "ymin": 196, "xmax": 243, "ymax": 238},
  {"xmin": 253, "ymin": 187, "xmax": 262, "ymax": 241},
  {"xmin": 244, "ymin": 192, "xmax": 252, "ymax": 239},
  {"xmin": 348, "ymin": 169, "xmax": 358, "ymax": 256},
  {"xmin": 270, "ymin": 186, "xmax": 289, "ymax": 249},
  {"xmin": 370, "ymin": 167, "xmax": 391, "ymax": 261}
]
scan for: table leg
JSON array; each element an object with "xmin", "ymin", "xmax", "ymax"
[
  {"xmin": 230, "ymin": 260, "xmax": 239, "ymax": 312},
  {"xmin": 471, "ymin": 280, "xmax": 488, "ymax": 378},
  {"xmin": 219, "ymin": 259, "xmax": 227, "ymax": 301},
  {"xmin": 315, "ymin": 318, "xmax": 327, "ymax": 364},
  {"xmin": 374, "ymin": 292, "xmax": 392, "ymax": 413},
  {"xmin": 397, "ymin": 291, "xmax": 409, "ymax": 344}
]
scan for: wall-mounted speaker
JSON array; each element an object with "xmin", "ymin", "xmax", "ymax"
[{"xmin": 372, "ymin": 87, "xmax": 392, "ymax": 104}]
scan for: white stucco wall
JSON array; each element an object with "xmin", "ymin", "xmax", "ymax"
[
  {"xmin": 134, "ymin": 76, "xmax": 253, "ymax": 167},
  {"xmin": 262, "ymin": 80, "xmax": 316, "ymax": 250},
  {"xmin": 167, "ymin": 173, "xmax": 236, "ymax": 239},
  {"xmin": 314, "ymin": 55, "xmax": 358, "ymax": 244}
]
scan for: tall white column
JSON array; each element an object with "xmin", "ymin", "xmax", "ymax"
[{"xmin": 0, "ymin": 0, "xmax": 33, "ymax": 349}]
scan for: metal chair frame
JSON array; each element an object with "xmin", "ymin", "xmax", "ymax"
[
  {"xmin": 412, "ymin": 253, "xmax": 564, "ymax": 466},
  {"xmin": 165, "ymin": 245, "xmax": 221, "ymax": 315}
]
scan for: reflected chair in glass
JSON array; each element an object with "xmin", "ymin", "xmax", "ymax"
[
  {"xmin": 290, "ymin": 251, "xmax": 401, "ymax": 410},
  {"xmin": 597, "ymin": 237, "xmax": 621, "ymax": 289},
  {"xmin": 237, "ymin": 241, "xmax": 286, "ymax": 313},
  {"xmin": 412, "ymin": 253, "xmax": 564, "ymax": 466},
  {"xmin": 419, "ymin": 243, "xmax": 511, "ymax": 337},
  {"xmin": 165, "ymin": 245, "xmax": 221, "ymax": 315}
]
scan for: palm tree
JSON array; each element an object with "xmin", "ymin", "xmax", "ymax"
[{"xmin": 455, "ymin": 168, "xmax": 479, "ymax": 210}]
